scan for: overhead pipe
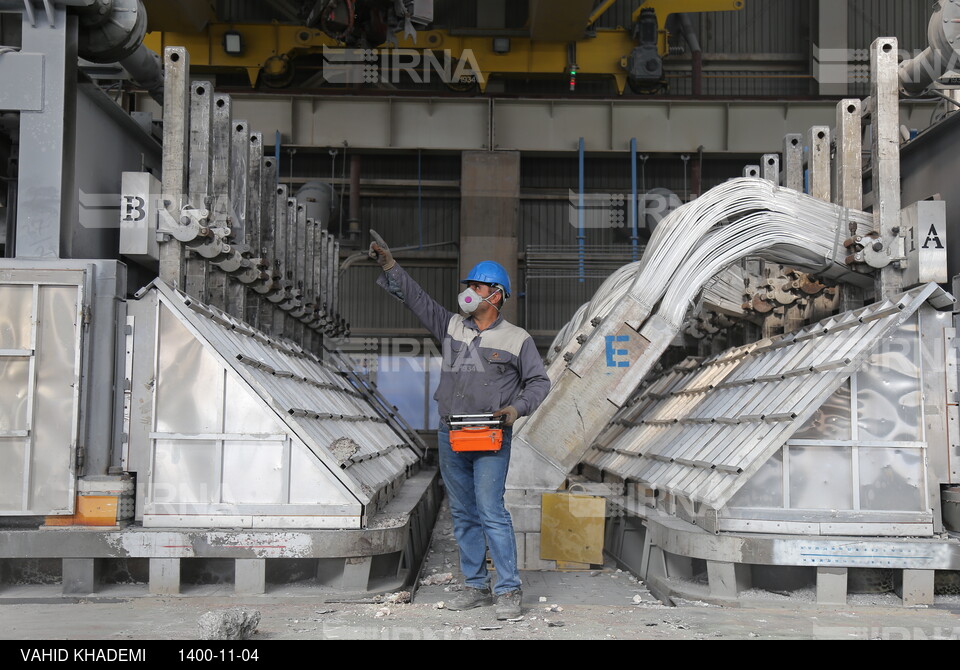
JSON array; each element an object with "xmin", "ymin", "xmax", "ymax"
[
  {"xmin": 119, "ymin": 44, "xmax": 164, "ymax": 104},
  {"xmin": 587, "ymin": 0, "xmax": 619, "ymax": 27},
  {"xmin": 690, "ymin": 145, "xmax": 704, "ymax": 199},
  {"xmin": 10, "ymin": 0, "xmax": 165, "ymax": 103},
  {"xmin": 347, "ymin": 154, "xmax": 361, "ymax": 244},
  {"xmin": 678, "ymin": 13, "xmax": 703, "ymax": 96}
]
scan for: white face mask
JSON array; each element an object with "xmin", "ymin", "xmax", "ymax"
[{"xmin": 458, "ymin": 287, "xmax": 497, "ymax": 314}]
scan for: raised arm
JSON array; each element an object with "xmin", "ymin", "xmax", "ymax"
[{"xmin": 371, "ymin": 235, "xmax": 454, "ymax": 342}]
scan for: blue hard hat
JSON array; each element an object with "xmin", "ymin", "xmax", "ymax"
[{"xmin": 462, "ymin": 261, "xmax": 511, "ymax": 298}]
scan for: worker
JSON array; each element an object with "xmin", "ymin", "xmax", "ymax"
[{"xmin": 370, "ymin": 233, "xmax": 550, "ymax": 620}]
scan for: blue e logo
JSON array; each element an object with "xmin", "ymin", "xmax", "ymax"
[{"xmin": 605, "ymin": 335, "xmax": 630, "ymax": 367}]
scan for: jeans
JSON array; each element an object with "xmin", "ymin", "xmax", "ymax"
[{"xmin": 438, "ymin": 423, "xmax": 521, "ymax": 595}]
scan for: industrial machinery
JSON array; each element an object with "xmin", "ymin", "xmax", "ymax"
[
  {"xmin": 1, "ymin": 0, "xmax": 960, "ymax": 608},
  {"xmin": 500, "ymin": 4, "xmax": 960, "ymax": 606},
  {"xmin": 0, "ymin": 0, "xmax": 439, "ymax": 597},
  {"xmin": 141, "ymin": 0, "xmax": 741, "ymax": 93}
]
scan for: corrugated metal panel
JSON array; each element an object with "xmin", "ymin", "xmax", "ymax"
[
  {"xmin": 582, "ymin": 283, "xmax": 941, "ymax": 510},
  {"xmin": 668, "ymin": 71, "xmax": 812, "ymax": 97},
  {"xmin": 523, "ymin": 245, "xmax": 643, "ymax": 334},
  {"xmin": 341, "ymin": 263, "xmax": 458, "ymax": 333},
  {"xmin": 364, "ymin": 196, "xmax": 460, "ymax": 248},
  {"xmin": 286, "ymin": 153, "xmax": 460, "ymax": 183},
  {"xmin": 849, "ymin": 0, "xmax": 930, "ymax": 52},
  {"xmin": 521, "ymin": 155, "xmax": 749, "ymax": 205},
  {"xmin": 700, "ymin": 1, "xmax": 811, "ymax": 55}
]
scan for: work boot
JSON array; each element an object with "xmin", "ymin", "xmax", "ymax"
[
  {"xmin": 446, "ymin": 585, "xmax": 493, "ymax": 611},
  {"xmin": 495, "ymin": 589, "xmax": 522, "ymax": 620}
]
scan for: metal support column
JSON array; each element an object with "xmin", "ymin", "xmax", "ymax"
[
  {"xmin": 185, "ymin": 81, "xmax": 213, "ymax": 302},
  {"xmin": 272, "ymin": 185, "xmax": 291, "ymax": 336},
  {"xmin": 835, "ymin": 98, "xmax": 865, "ymax": 310},
  {"xmin": 259, "ymin": 156, "xmax": 280, "ymax": 335},
  {"xmin": 332, "ymin": 238, "xmax": 341, "ymax": 330},
  {"xmin": 782, "ymin": 134, "xmax": 804, "ymax": 192},
  {"xmin": 871, "ymin": 37, "xmax": 904, "ymax": 299},
  {"xmin": 761, "ymin": 154, "xmax": 780, "ymax": 184},
  {"xmin": 805, "ymin": 126, "xmax": 831, "ymax": 202},
  {"xmin": 15, "ymin": 6, "xmax": 77, "ymax": 259},
  {"xmin": 806, "ymin": 126, "xmax": 837, "ymax": 322},
  {"xmin": 159, "ymin": 47, "xmax": 190, "ymax": 287},
  {"xmin": 226, "ymin": 120, "xmax": 250, "ymax": 318},
  {"xmin": 245, "ymin": 132, "xmax": 264, "ymax": 328},
  {"xmin": 208, "ymin": 93, "xmax": 232, "ymax": 309}
]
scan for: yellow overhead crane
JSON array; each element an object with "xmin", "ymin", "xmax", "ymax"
[{"xmin": 143, "ymin": 0, "xmax": 744, "ymax": 95}]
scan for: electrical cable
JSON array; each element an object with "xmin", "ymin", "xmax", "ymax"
[{"xmin": 546, "ymin": 178, "xmax": 874, "ymax": 379}]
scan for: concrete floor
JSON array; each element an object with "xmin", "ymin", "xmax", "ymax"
[{"xmin": 2, "ymin": 503, "xmax": 960, "ymax": 640}]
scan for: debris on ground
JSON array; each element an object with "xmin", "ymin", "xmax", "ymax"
[
  {"xmin": 386, "ymin": 591, "xmax": 411, "ymax": 604},
  {"xmin": 374, "ymin": 607, "xmax": 390, "ymax": 618},
  {"xmin": 197, "ymin": 609, "xmax": 261, "ymax": 640},
  {"xmin": 420, "ymin": 572, "xmax": 456, "ymax": 586}
]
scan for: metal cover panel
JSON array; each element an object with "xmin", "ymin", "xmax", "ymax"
[
  {"xmin": 31, "ymin": 286, "xmax": 83, "ymax": 513},
  {"xmin": 0, "ymin": 277, "xmax": 84, "ymax": 516},
  {"xmin": 144, "ymin": 281, "xmax": 421, "ymax": 512},
  {"xmin": 582, "ymin": 284, "xmax": 947, "ymax": 511},
  {"xmin": 0, "ymin": 285, "xmax": 33, "ymax": 348},
  {"xmin": 0, "ymin": 52, "xmax": 43, "ymax": 111}
]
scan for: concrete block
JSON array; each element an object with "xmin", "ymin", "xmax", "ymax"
[
  {"xmin": 341, "ymin": 556, "xmax": 372, "ymax": 592},
  {"xmin": 644, "ymin": 545, "xmax": 667, "ymax": 581},
  {"xmin": 707, "ymin": 560, "xmax": 739, "ymax": 599},
  {"xmin": 504, "ymin": 489, "xmax": 548, "ymax": 506},
  {"xmin": 315, "ymin": 558, "xmax": 342, "ymax": 587},
  {"xmin": 524, "ymin": 532, "xmax": 556, "ymax": 571},
  {"xmin": 149, "ymin": 558, "xmax": 181, "ymax": 595},
  {"xmin": 900, "ymin": 569, "xmax": 934, "ymax": 607},
  {"xmin": 816, "ymin": 567, "xmax": 848, "ymax": 606},
  {"xmin": 507, "ymin": 504, "xmax": 541, "ymax": 532},
  {"xmin": 62, "ymin": 558, "xmax": 99, "ymax": 595},
  {"xmin": 234, "ymin": 559, "xmax": 266, "ymax": 595},
  {"xmin": 514, "ymin": 532, "xmax": 526, "ymax": 569}
]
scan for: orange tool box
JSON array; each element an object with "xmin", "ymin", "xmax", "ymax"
[{"xmin": 448, "ymin": 414, "xmax": 505, "ymax": 452}]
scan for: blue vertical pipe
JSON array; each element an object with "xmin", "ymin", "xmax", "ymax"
[
  {"xmin": 630, "ymin": 137, "xmax": 638, "ymax": 262},
  {"xmin": 578, "ymin": 137, "xmax": 585, "ymax": 283}
]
